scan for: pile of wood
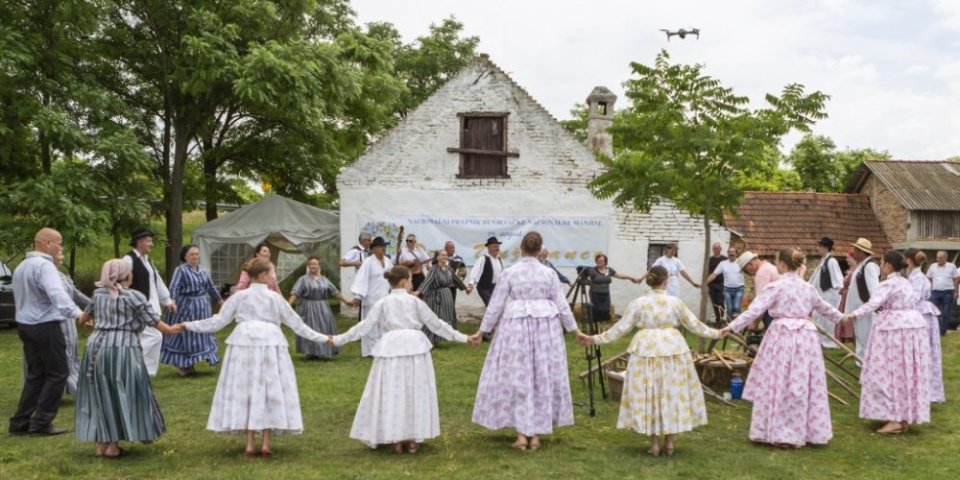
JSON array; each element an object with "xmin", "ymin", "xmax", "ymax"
[{"xmin": 694, "ymin": 349, "xmax": 752, "ymax": 407}]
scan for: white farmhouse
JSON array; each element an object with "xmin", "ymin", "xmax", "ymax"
[{"xmin": 338, "ymin": 54, "xmax": 729, "ymax": 315}]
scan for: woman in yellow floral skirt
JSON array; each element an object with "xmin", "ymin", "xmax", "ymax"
[{"xmin": 578, "ymin": 266, "xmax": 722, "ymax": 456}]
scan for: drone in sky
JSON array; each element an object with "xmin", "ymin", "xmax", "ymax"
[{"xmin": 660, "ymin": 28, "xmax": 700, "ymax": 41}]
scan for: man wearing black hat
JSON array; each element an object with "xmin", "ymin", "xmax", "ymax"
[
  {"xmin": 467, "ymin": 237, "xmax": 504, "ymax": 307},
  {"xmin": 350, "ymin": 236, "xmax": 393, "ymax": 357},
  {"xmin": 122, "ymin": 228, "xmax": 176, "ymax": 376},
  {"xmin": 808, "ymin": 237, "xmax": 844, "ymax": 348}
]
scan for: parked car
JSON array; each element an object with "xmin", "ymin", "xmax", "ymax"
[{"xmin": 0, "ymin": 259, "xmax": 14, "ymax": 328}]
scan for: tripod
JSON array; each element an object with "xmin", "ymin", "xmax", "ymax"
[{"xmin": 567, "ymin": 270, "xmax": 607, "ymax": 417}]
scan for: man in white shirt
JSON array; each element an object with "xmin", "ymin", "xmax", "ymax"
[
  {"xmin": 339, "ymin": 233, "xmax": 372, "ymax": 270},
  {"xmin": 642, "ymin": 243, "xmax": 700, "ymax": 298},
  {"xmin": 122, "ymin": 228, "xmax": 176, "ymax": 377},
  {"xmin": 843, "ymin": 238, "xmax": 880, "ymax": 360},
  {"xmin": 468, "ymin": 236, "xmax": 504, "ymax": 306},
  {"xmin": 705, "ymin": 246, "xmax": 744, "ymax": 323},
  {"xmin": 808, "ymin": 237, "xmax": 844, "ymax": 348},
  {"xmin": 399, "ymin": 234, "xmax": 432, "ymax": 290},
  {"xmin": 927, "ymin": 251, "xmax": 960, "ymax": 335}
]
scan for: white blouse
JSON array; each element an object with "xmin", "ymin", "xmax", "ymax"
[
  {"xmin": 334, "ymin": 289, "xmax": 467, "ymax": 357},
  {"xmin": 185, "ymin": 283, "xmax": 328, "ymax": 347}
]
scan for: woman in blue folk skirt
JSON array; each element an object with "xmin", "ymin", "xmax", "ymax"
[
  {"xmin": 76, "ymin": 259, "xmax": 183, "ymax": 458},
  {"xmin": 161, "ymin": 244, "xmax": 223, "ymax": 376}
]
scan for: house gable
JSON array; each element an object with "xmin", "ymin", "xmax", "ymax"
[{"xmin": 338, "ymin": 55, "xmax": 603, "ymax": 192}]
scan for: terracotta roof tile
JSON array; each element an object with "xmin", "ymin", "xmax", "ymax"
[{"xmin": 723, "ymin": 192, "xmax": 891, "ymax": 256}]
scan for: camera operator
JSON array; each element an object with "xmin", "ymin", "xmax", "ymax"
[{"xmin": 581, "ymin": 253, "xmax": 639, "ymax": 321}]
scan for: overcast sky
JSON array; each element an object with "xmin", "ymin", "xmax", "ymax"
[{"xmin": 352, "ymin": 0, "xmax": 960, "ymax": 159}]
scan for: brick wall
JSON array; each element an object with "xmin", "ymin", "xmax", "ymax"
[{"xmin": 861, "ymin": 176, "xmax": 908, "ymax": 243}]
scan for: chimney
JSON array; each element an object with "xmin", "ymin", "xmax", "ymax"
[{"xmin": 585, "ymin": 86, "xmax": 617, "ymax": 158}]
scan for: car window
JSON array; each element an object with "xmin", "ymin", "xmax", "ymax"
[{"xmin": 0, "ymin": 260, "xmax": 12, "ymax": 280}]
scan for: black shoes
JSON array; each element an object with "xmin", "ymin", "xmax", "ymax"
[{"xmin": 28, "ymin": 426, "xmax": 69, "ymax": 436}]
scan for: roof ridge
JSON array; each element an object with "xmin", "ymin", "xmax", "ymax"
[{"xmin": 743, "ymin": 191, "xmax": 869, "ymax": 197}]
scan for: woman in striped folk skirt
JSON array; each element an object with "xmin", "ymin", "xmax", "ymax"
[
  {"xmin": 76, "ymin": 259, "xmax": 184, "ymax": 458},
  {"xmin": 161, "ymin": 245, "xmax": 223, "ymax": 376},
  {"xmin": 288, "ymin": 256, "xmax": 350, "ymax": 359},
  {"xmin": 414, "ymin": 250, "xmax": 470, "ymax": 346}
]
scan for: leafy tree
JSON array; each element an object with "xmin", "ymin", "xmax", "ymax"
[
  {"xmin": 834, "ymin": 147, "xmax": 890, "ymax": 191},
  {"xmin": 0, "ymin": 1, "xmax": 155, "ymax": 264},
  {"xmin": 1, "ymin": 160, "xmax": 106, "ymax": 276},
  {"xmin": 96, "ymin": 0, "xmax": 407, "ymax": 276},
  {"xmin": 370, "ymin": 17, "xmax": 479, "ymax": 119},
  {"xmin": 787, "ymin": 134, "xmax": 891, "ymax": 192},
  {"xmin": 589, "ymin": 50, "xmax": 828, "ymax": 338},
  {"xmin": 560, "ymin": 103, "xmax": 590, "ymax": 143}
]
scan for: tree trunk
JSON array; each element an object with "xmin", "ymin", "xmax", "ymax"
[
  {"xmin": 165, "ymin": 123, "xmax": 190, "ymax": 282},
  {"xmin": 698, "ymin": 212, "xmax": 712, "ymax": 353},
  {"xmin": 203, "ymin": 144, "xmax": 218, "ymax": 221},
  {"xmin": 39, "ymin": 130, "xmax": 52, "ymax": 175},
  {"xmin": 112, "ymin": 222, "xmax": 121, "ymax": 258},
  {"xmin": 68, "ymin": 245, "xmax": 76, "ymax": 279},
  {"xmin": 39, "ymin": 94, "xmax": 52, "ymax": 174}
]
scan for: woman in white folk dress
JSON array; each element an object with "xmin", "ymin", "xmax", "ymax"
[
  {"xmin": 330, "ymin": 266, "xmax": 471, "ymax": 453},
  {"xmin": 182, "ymin": 258, "xmax": 332, "ymax": 457}
]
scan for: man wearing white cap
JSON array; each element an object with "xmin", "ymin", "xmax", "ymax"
[
  {"xmin": 736, "ymin": 251, "xmax": 780, "ymax": 329},
  {"xmin": 843, "ymin": 238, "xmax": 880, "ymax": 360}
]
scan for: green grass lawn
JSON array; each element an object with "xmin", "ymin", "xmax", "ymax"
[{"xmin": 1, "ymin": 318, "xmax": 958, "ymax": 480}]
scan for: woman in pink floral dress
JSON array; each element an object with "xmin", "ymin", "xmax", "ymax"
[
  {"xmin": 843, "ymin": 250, "xmax": 931, "ymax": 433},
  {"xmin": 904, "ymin": 249, "xmax": 944, "ymax": 404},
  {"xmin": 720, "ymin": 249, "xmax": 844, "ymax": 448},
  {"xmin": 467, "ymin": 231, "xmax": 581, "ymax": 451}
]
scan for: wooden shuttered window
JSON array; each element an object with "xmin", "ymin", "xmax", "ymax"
[
  {"xmin": 448, "ymin": 112, "xmax": 517, "ymax": 179},
  {"xmin": 916, "ymin": 211, "xmax": 960, "ymax": 239}
]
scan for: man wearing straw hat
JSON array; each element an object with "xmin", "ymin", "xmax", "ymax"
[{"xmin": 843, "ymin": 238, "xmax": 880, "ymax": 361}]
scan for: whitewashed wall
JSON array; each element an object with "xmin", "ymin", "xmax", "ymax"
[{"xmin": 338, "ymin": 56, "xmax": 729, "ymax": 318}]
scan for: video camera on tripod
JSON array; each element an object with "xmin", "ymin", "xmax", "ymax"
[{"xmin": 567, "ymin": 265, "xmax": 606, "ymax": 417}]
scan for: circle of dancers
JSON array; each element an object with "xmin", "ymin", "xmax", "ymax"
[{"xmin": 7, "ymin": 227, "xmax": 950, "ymax": 459}]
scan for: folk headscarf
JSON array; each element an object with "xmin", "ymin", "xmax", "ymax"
[{"xmin": 96, "ymin": 258, "xmax": 131, "ymax": 298}]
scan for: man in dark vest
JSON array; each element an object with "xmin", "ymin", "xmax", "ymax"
[
  {"xmin": 467, "ymin": 236, "xmax": 504, "ymax": 306},
  {"xmin": 809, "ymin": 237, "xmax": 843, "ymax": 348},
  {"xmin": 842, "ymin": 237, "xmax": 879, "ymax": 361},
  {"xmin": 706, "ymin": 243, "xmax": 726, "ymax": 325},
  {"xmin": 122, "ymin": 228, "xmax": 176, "ymax": 377}
]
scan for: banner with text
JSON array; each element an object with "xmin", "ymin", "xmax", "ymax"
[{"xmin": 356, "ymin": 215, "xmax": 609, "ymax": 267}]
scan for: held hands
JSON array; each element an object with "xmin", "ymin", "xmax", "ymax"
[
  {"xmin": 841, "ymin": 314, "xmax": 856, "ymax": 324},
  {"xmin": 575, "ymin": 331, "xmax": 594, "ymax": 346},
  {"xmin": 326, "ymin": 335, "xmax": 336, "ymax": 347},
  {"xmin": 78, "ymin": 312, "xmax": 94, "ymax": 327},
  {"xmin": 465, "ymin": 285, "xmax": 474, "ymax": 295},
  {"xmin": 467, "ymin": 331, "xmax": 484, "ymax": 347}
]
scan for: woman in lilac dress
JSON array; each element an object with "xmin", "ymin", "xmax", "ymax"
[
  {"xmin": 720, "ymin": 248, "xmax": 844, "ymax": 448},
  {"xmin": 843, "ymin": 250, "xmax": 932, "ymax": 434},
  {"xmin": 904, "ymin": 249, "xmax": 944, "ymax": 403},
  {"xmin": 468, "ymin": 231, "xmax": 581, "ymax": 451}
]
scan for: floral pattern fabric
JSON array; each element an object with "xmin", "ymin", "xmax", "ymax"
[
  {"xmin": 593, "ymin": 291, "xmax": 720, "ymax": 435},
  {"xmin": 472, "ymin": 258, "xmax": 577, "ymax": 436},
  {"xmin": 852, "ymin": 273, "xmax": 931, "ymax": 423},
  {"xmin": 727, "ymin": 272, "xmax": 844, "ymax": 446}
]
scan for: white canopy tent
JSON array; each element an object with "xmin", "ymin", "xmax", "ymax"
[{"xmin": 192, "ymin": 194, "xmax": 340, "ymax": 289}]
